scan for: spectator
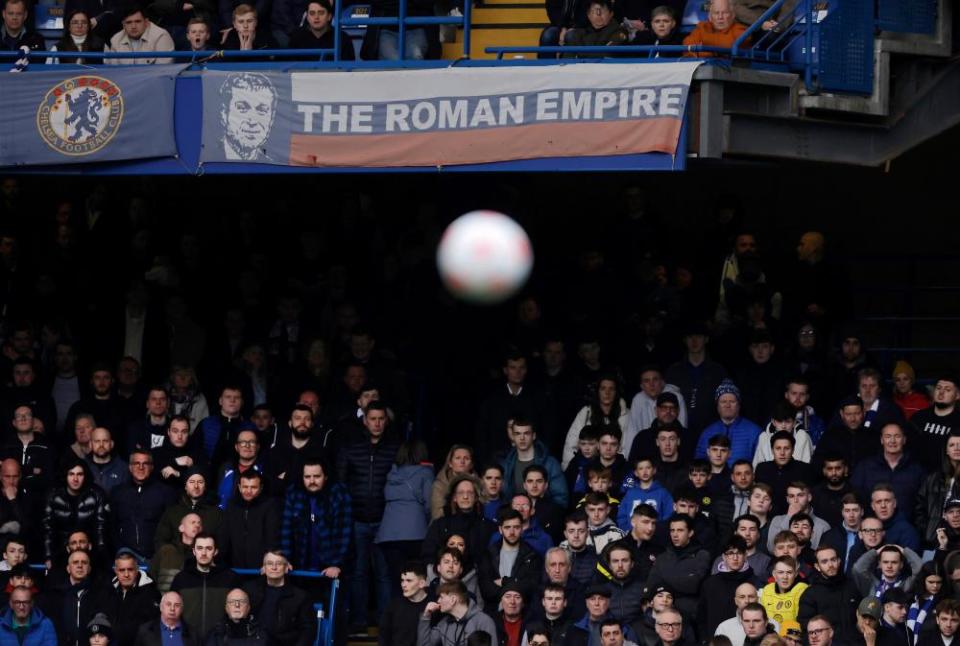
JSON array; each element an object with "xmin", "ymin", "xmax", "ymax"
[
  {"xmin": 808, "ymin": 615, "xmax": 839, "ymax": 646},
  {"xmin": 754, "ymin": 433, "xmax": 816, "ymax": 516},
  {"xmin": 2, "ymin": 359, "xmax": 57, "ymax": 445},
  {"xmin": 266, "ymin": 404, "xmax": 324, "ymax": 492},
  {"xmin": 559, "ymin": 511, "xmax": 600, "ymax": 587},
  {"xmin": 280, "ymin": 457, "xmax": 352, "ymax": 573},
  {"xmin": 41, "ymin": 456, "xmax": 108, "ymax": 567},
  {"xmin": 765, "ymin": 482, "xmax": 829, "ymax": 553},
  {"xmin": 111, "ymin": 449, "xmax": 176, "ymax": 559},
  {"xmin": 105, "ymin": 550, "xmax": 161, "ymax": 645},
  {"xmin": 563, "ymin": 375, "xmax": 629, "ymax": 469},
  {"xmin": 870, "ymin": 484, "xmax": 921, "ymax": 553},
  {"xmin": 819, "ymin": 494, "xmax": 863, "ymax": 572},
  {"xmin": 632, "ymin": 5, "xmax": 684, "ymax": 53},
  {"xmin": 378, "ymin": 560, "xmax": 429, "ymax": 646},
  {"xmin": 784, "ymin": 376, "xmax": 827, "ymax": 446},
  {"xmin": 850, "ymin": 424, "xmax": 924, "ymax": 515},
  {"xmin": 523, "ymin": 464, "xmax": 565, "ymax": 544},
  {"xmin": 740, "ymin": 603, "xmax": 777, "ymax": 646},
  {"xmin": 217, "ymin": 470, "xmax": 279, "ymax": 569},
  {"xmin": 917, "ymin": 599, "xmax": 960, "ymax": 646},
  {"xmin": 166, "ymin": 366, "xmax": 209, "ymax": 434},
  {"xmin": 715, "ymin": 583, "xmax": 764, "ymax": 645},
  {"xmin": 682, "ymin": 0, "xmax": 747, "ymax": 57},
  {"xmin": 0, "ymin": 0, "xmax": 45, "ymax": 54},
  {"xmin": 852, "ymin": 368, "xmax": 905, "ymax": 431},
  {"xmin": 1, "ymin": 405, "xmax": 54, "ymax": 496},
  {"xmin": 431, "ymin": 444, "xmax": 476, "ymax": 520},
  {"xmin": 852, "ymin": 544, "xmax": 923, "ymax": 600},
  {"xmin": 644, "ymin": 514, "xmax": 710, "ymax": 617},
  {"xmin": 182, "ymin": 17, "xmax": 211, "ymax": 51},
  {"xmin": 475, "ymin": 351, "xmax": 546, "ymax": 463},
  {"xmin": 84, "ymin": 613, "xmax": 112, "ymax": 645},
  {"xmin": 63, "ymin": 414, "xmax": 95, "ymax": 462},
  {"xmin": 666, "ymin": 322, "xmax": 729, "ymax": 437},
  {"xmin": 490, "ymin": 581, "xmax": 529, "ymax": 645},
  {"xmin": 813, "ymin": 397, "xmax": 875, "ymax": 472},
  {"xmin": 906, "ymin": 561, "xmax": 950, "ymax": 642},
  {"xmin": 215, "ymin": 429, "xmax": 268, "ymax": 509},
  {"xmin": 153, "ymin": 417, "xmax": 209, "ymax": 491},
  {"xmin": 599, "ymin": 542, "xmax": 645, "ymax": 624},
  {"xmin": 222, "ymin": 4, "xmax": 279, "ymax": 50},
  {"xmin": 85, "ymin": 428, "xmax": 129, "ymax": 496},
  {"xmin": 695, "ymin": 380, "xmax": 763, "ymax": 466},
  {"xmin": 811, "ymin": 455, "xmax": 853, "ymax": 530},
  {"xmin": 754, "ymin": 401, "xmax": 813, "ymax": 466},
  {"xmin": 891, "ymin": 362, "xmax": 928, "ymax": 421},
  {"xmin": 699, "ymin": 535, "xmax": 756, "ymax": 637},
  {"xmin": 427, "ymin": 543, "xmax": 483, "ymax": 609},
  {"xmin": 477, "ymin": 508, "xmax": 542, "ymax": 607},
  {"xmin": 39, "ymin": 548, "xmax": 109, "ymax": 645},
  {"xmin": 798, "ymin": 545, "xmax": 860, "ymax": 645},
  {"xmin": 169, "ymin": 533, "xmax": 239, "ymax": 638},
  {"xmin": 538, "ymin": 548, "xmax": 584, "ymax": 622},
  {"xmin": 911, "ymin": 376, "xmax": 960, "ymax": 472},
  {"xmin": 418, "ymin": 581, "xmax": 497, "ymax": 645},
  {"xmin": 627, "ymin": 392, "xmax": 689, "ymax": 468},
  {"xmin": 503, "ymin": 418, "xmax": 569, "ymax": 507},
  {"xmin": 582, "ymin": 491, "xmax": 626, "ymax": 555},
  {"xmin": 420, "ymin": 474, "xmax": 493, "ymax": 565},
  {"xmin": 127, "ymin": 386, "xmax": 171, "ymax": 452},
  {"xmin": 481, "ymin": 464, "xmax": 507, "ymax": 522},
  {"xmin": 878, "ymin": 588, "xmax": 912, "ymax": 646},
  {"xmin": 149, "ymin": 512, "xmax": 202, "ymax": 593},
  {"xmin": 154, "ymin": 467, "xmax": 221, "ymax": 549},
  {"xmin": 618, "ymin": 457, "xmax": 674, "ymax": 527},
  {"xmin": 0, "ymin": 586, "xmax": 56, "ymax": 645},
  {"xmin": 133, "ymin": 591, "xmax": 201, "ymax": 645},
  {"xmin": 489, "ymin": 493, "xmax": 553, "ymax": 557},
  {"xmin": 564, "ymin": 583, "xmax": 639, "ymax": 646},
  {"xmin": 918, "ymin": 438, "xmax": 960, "ymax": 548},
  {"xmin": 561, "ymin": 0, "xmax": 628, "ymax": 54},
  {"xmin": 195, "ymin": 385, "xmax": 255, "ymax": 469},
  {"xmin": 243, "ymin": 550, "xmax": 315, "ymax": 645},
  {"xmin": 337, "ymin": 400, "xmax": 398, "ymax": 635},
  {"xmin": 288, "ymin": 0, "xmax": 355, "ymax": 59},
  {"xmin": 203, "ymin": 588, "xmax": 269, "ymax": 644},
  {"xmin": 761, "ymin": 556, "xmax": 808, "ymax": 626}
]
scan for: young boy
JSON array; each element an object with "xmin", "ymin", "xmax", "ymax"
[
  {"xmin": 0, "ymin": 537, "xmax": 27, "ymax": 572},
  {"xmin": 380, "ymin": 560, "xmax": 429, "ymax": 646},
  {"xmin": 770, "ymin": 530, "xmax": 812, "ymax": 580},
  {"xmin": 582, "ymin": 491, "xmax": 626, "ymax": 555},
  {"xmin": 618, "ymin": 457, "xmax": 674, "ymax": 529},
  {"xmin": 706, "ymin": 435, "xmax": 732, "ymax": 496},
  {"xmin": 577, "ymin": 466, "xmax": 620, "ymax": 519},
  {"xmin": 760, "ymin": 556, "xmax": 808, "ymax": 626},
  {"xmin": 566, "ymin": 426, "xmax": 600, "ymax": 494},
  {"xmin": 183, "ymin": 17, "xmax": 211, "ymax": 51},
  {"xmin": 687, "ymin": 460, "xmax": 714, "ymax": 517}
]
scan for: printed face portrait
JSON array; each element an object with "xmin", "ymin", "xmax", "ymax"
[{"xmin": 220, "ymin": 74, "xmax": 277, "ymax": 159}]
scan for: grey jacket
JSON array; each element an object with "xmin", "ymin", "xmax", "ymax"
[
  {"xmin": 418, "ymin": 602, "xmax": 498, "ymax": 645},
  {"xmin": 851, "ymin": 547, "xmax": 923, "ymax": 598}
]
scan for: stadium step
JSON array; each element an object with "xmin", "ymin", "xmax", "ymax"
[{"xmin": 441, "ymin": 0, "xmax": 548, "ymax": 59}]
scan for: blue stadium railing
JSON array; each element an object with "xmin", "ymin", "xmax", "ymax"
[{"xmin": 28, "ymin": 564, "xmax": 338, "ymax": 646}]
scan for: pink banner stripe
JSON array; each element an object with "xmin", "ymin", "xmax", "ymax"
[{"xmin": 289, "ymin": 118, "xmax": 681, "ymax": 168}]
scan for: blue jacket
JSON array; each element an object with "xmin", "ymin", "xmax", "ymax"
[
  {"xmin": 111, "ymin": 477, "xmax": 177, "ymax": 557},
  {"xmin": 375, "ymin": 464, "xmax": 434, "ymax": 543},
  {"xmin": 216, "ymin": 460, "xmax": 268, "ymax": 510},
  {"xmin": 488, "ymin": 517, "xmax": 554, "ymax": 556},
  {"xmin": 0, "ymin": 608, "xmax": 58, "ymax": 646},
  {"xmin": 483, "ymin": 496, "xmax": 506, "ymax": 522},
  {"xmin": 564, "ymin": 612, "xmax": 638, "ymax": 646},
  {"xmin": 850, "ymin": 453, "xmax": 925, "ymax": 515},
  {"xmin": 617, "ymin": 481, "xmax": 674, "ymax": 529},
  {"xmin": 500, "ymin": 440, "xmax": 569, "ymax": 507},
  {"xmin": 882, "ymin": 512, "xmax": 922, "ymax": 553},
  {"xmin": 280, "ymin": 481, "xmax": 352, "ymax": 570},
  {"xmin": 695, "ymin": 417, "xmax": 762, "ymax": 465}
]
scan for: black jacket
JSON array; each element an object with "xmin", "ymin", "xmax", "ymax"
[
  {"xmin": 797, "ymin": 570, "xmax": 861, "ymax": 646},
  {"xmin": 170, "ymin": 561, "xmax": 241, "ymax": 639},
  {"xmin": 697, "ymin": 567, "xmax": 755, "ymax": 638},
  {"xmin": 421, "ymin": 510, "xmax": 496, "ymax": 563},
  {"xmin": 203, "ymin": 614, "xmax": 269, "ymax": 645},
  {"xmin": 336, "ymin": 432, "xmax": 400, "ymax": 523},
  {"xmin": 477, "ymin": 539, "xmax": 543, "ymax": 607},
  {"xmin": 287, "ymin": 25, "xmax": 355, "ymax": 60},
  {"xmin": 0, "ymin": 436, "xmax": 54, "ymax": 495},
  {"xmin": 243, "ymin": 577, "xmax": 315, "ymax": 646},
  {"xmin": 42, "ymin": 482, "xmax": 109, "ymax": 562},
  {"xmin": 602, "ymin": 567, "xmax": 646, "ymax": 624},
  {"xmin": 104, "ymin": 573, "xmax": 161, "ymax": 646},
  {"xmin": 219, "ymin": 494, "xmax": 281, "ymax": 569},
  {"xmin": 134, "ymin": 618, "xmax": 201, "ymax": 646},
  {"xmin": 379, "ymin": 594, "xmax": 428, "ymax": 646},
  {"xmin": 38, "ymin": 577, "xmax": 111, "ymax": 646},
  {"xmin": 112, "ymin": 477, "xmax": 177, "ymax": 557},
  {"xmin": 52, "ymin": 33, "xmax": 106, "ymax": 64},
  {"xmin": 753, "ymin": 458, "xmax": 816, "ymax": 516}
]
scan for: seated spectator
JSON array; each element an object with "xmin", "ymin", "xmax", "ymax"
[
  {"xmin": 1, "ymin": 405, "xmax": 54, "ymax": 496},
  {"xmin": 127, "ymin": 386, "xmax": 171, "ymax": 453},
  {"xmin": 682, "ymin": 0, "xmax": 747, "ymax": 58},
  {"xmin": 288, "ymin": 0, "xmax": 355, "ymax": 59},
  {"xmin": 477, "ymin": 508, "xmax": 542, "ymax": 607},
  {"xmin": 169, "ymin": 533, "xmax": 240, "ymax": 638},
  {"xmin": 39, "ymin": 548, "xmax": 109, "ymax": 645},
  {"xmin": 559, "ymin": 511, "xmax": 600, "ymax": 587},
  {"xmin": 761, "ymin": 556, "xmax": 808, "ymax": 626},
  {"xmin": 85, "ymin": 428, "xmax": 129, "ymax": 497},
  {"xmin": 645, "ymin": 514, "xmax": 710, "ymax": 617},
  {"xmin": 0, "ymin": 586, "xmax": 56, "ymax": 644},
  {"xmin": 489, "ymin": 493, "xmax": 553, "ymax": 557},
  {"xmin": 154, "ymin": 466, "xmax": 221, "ymax": 549},
  {"xmin": 0, "ymin": 537, "xmax": 26, "ymax": 575},
  {"xmin": 563, "ymin": 0, "xmax": 630, "ymax": 53},
  {"xmin": 695, "ymin": 380, "xmax": 762, "ymax": 465},
  {"xmin": 626, "ymin": 367, "xmax": 688, "ymax": 453},
  {"xmin": 181, "ymin": 17, "xmax": 211, "ymax": 51},
  {"xmin": 798, "ymin": 545, "xmax": 860, "ymax": 644},
  {"xmin": 917, "ymin": 599, "xmax": 960, "ymax": 646},
  {"xmin": 850, "ymin": 424, "xmax": 924, "ymax": 516},
  {"xmin": 632, "ymin": 5, "xmax": 683, "ymax": 55},
  {"xmin": 426, "ymin": 544, "xmax": 483, "ymax": 609},
  {"xmin": 215, "ymin": 429, "xmax": 268, "ymax": 509},
  {"xmin": 134, "ymin": 591, "xmax": 202, "ymax": 645},
  {"xmin": 112, "ymin": 449, "xmax": 177, "ymax": 559},
  {"xmin": 149, "ymin": 512, "xmax": 202, "ymax": 593},
  {"xmin": 851, "ymin": 544, "xmax": 923, "ymax": 599},
  {"xmin": 105, "ymin": 550, "xmax": 161, "ymax": 645},
  {"xmin": 105, "ymin": 3, "xmax": 176, "ymax": 64},
  {"xmin": 699, "ymin": 536, "xmax": 756, "ymax": 637},
  {"xmin": 538, "ymin": 0, "xmax": 588, "ymax": 58},
  {"xmin": 596, "ymin": 542, "xmax": 645, "ymax": 624},
  {"xmin": 754, "ymin": 434, "xmax": 816, "ymax": 515},
  {"xmin": 491, "ymin": 582, "xmax": 530, "ymax": 645},
  {"xmin": 891, "ymin": 361, "xmax": 928, "ymax": 421},
  {"xmin": 619, "ymin": 457, "xmax": 674, "ymax": 527},
  {"xmin": 0, "ymin": 0, "xmax": 45, "ymax": 54},
  {"xmin": 765, "ymin": 482, "xmax": 829, "ymax": 553},
  {"xmin": 222, "ymin": 4, "xmax": 279, "ymax": 50},
  {"xmin": 203, "ymin": 589, "xmax": 269, "ymax": 644},
  {"xmin": 243, "ymin": 551, "xmax": 316, "ymax": 645}
]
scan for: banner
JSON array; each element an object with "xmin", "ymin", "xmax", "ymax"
[
  {"xmin": 200, "ymin": 63, "xmax": 701, "ymax": 167},
  {"xmin": 0, "ymin": 66, "xmax": 180, "ymax": 166}
]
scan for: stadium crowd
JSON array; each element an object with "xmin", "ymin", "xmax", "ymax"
[{"xmin": 0, "ymin": 177, "xmax": 954, "ymax": 646}]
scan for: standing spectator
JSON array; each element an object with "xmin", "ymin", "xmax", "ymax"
[
  {"xmin": 644, "ymin": 514, "xmax": 710, "ymax": 617},
  {"xmin": 420, "ymin": 475, "xmax": 493, "ymax": 565},
  {"xmin": 63, "ymin": 414, "xmax": 95, "ymax": 462},
  {"xmin": 907, "ymin": 562, "xmax": 950, "ymax": 642},
  {"xmin": 154, "ymin": 467, "xmax": 221, "ymax": 549},
  {"xmin": 819, "ymin": 494, "xmax": 863, "ymax": 572},
  {"xmin": 431, "ymin": 445, "xmax": 475, "ymax": 521},
  {"xmin": 41, "ymin": 456, "xmax": 108, "ymax": 567},
  {"xmin": 761, "ymin": 556, "xmax": 808, "ymax": 626},
  {"xmin": 559, "ymin": 511, "xmax": 599, "ymax": 587},
  {"xmin": 376, "ymin": 440, "xmax": 433, "ymax": 591},
  {"xmin": 598, "ymin": 543, "xmax": 645, "ymax": 624},
  {"xmin": 850, "ymin": 424, "xmax": 924, "ymax": 515},
  {"xmin": 280, "ymin": 458, "xmax": 352, "ymax": 573},
  {"xmin": 811, "ymin": 455, "xmax": 853, "ymax": 529},
  {"xmin": 695, "ymin": 380, "xmax": 763, "ymax": 466},
  {"xmin": 562, "ymin": 375, "xmax": 629, "ymax": 469},
  {"xmin": 852, "ymin": 543, "xmax": 923, "ymax": 599},
  {"xmin": 523, "ymin": 465, "xmax": 565, "ymax": 544},
  {"xmin": 166, "ymin": 366, "xmax": 209, "ymax": 435},
  {"xmin": 852, "ymin": 368, "xmax": 905, "ymax": 431},
  {"xmin": 503, "ymin": 419, "xmax": 568, "ymax": 507},
  {"xmin": 870, "ymin": 485, "xmax": 921, "ymax": 553},
  {"xmin": 1, "ymin": 405, "xmax": 54, "ymax": 496},
  {"xmin": 625, "ymin": 366, "xmax": 688, "ymax": 456},
  {"xmin": 65, "ymin": 365, "xmax": 125, "ymax": 443},
  {"xmin": 85, "ymin": 428, "xmax": 130, "ymax": 496},
  {"xmin": 813, "ymin": 398, "xmax": 875, "ymax": 472},
  {"xmin": 917, "ymin": 436, "xmax": 960, "ymax": 548},
  {"xmin": 105, "ymin": 550, "xmax": 161, "ymax": 646},
  {"xmin": 665, "ymin": 322, "xmax": 728, "ymax": 437},
  {"xmin": 111, "ymin": 449, "xmax": 177, "ymax": 560},
  {"xmin": 0, "ymin": 586, "xmax": 56, "ymax": 645},
  {"xmin": 217, "ymin": 470, "xmax": 279, "ymax": 568},
  {"xmin": 911, "ymin": 377, "xmax": 960, "ymax": 472},
  {"xmin": 266, "ymin": 404, "xmax": 324, "ymax": 492},
  {"xmin": 195, "ymin": 385, "xmax": 255, "ymax": 469},
  {"xmin": 169, "ymin": 533, "xmax": 239, "ymax": 639},
  {"xmin": 475, "ymin": 351, "xmax": 547, "ymax": 462},
  {"xmin": 337, "ymin": 400, "xmax": 398, "ymax": 635},
  {"xmin": 798, "ymin": 545, "xmax": 860, "ymax": 645},
  {"xmin": 754, "ymin": 434, "xmax": 816, "ymax": 515},
  {"xmin": 49, "ymin": 341, "xmax": 82, "ymax": 436},
  {"xmin": 753, "ymin": 402, "xmax": 813, "ymax": 466},
  {"xmin": 784, "ymin": 377, "xmax": 827, "ymax": 446},
  {"xmin": 127, "ymin": 387, "xmax": 171, "ymax": 452},
  {"xmin": 477, "ymin": 508, "xmax": 542, "ymax": 607},
  {"xmin": 153, "ymin": 417, "xmax": 209, "ymax": 491},
  {"xmin": 878, "ymin": 588, "xmax": 913, "ymax": 646},
  {"xmin": 891, "ymin": 362, "xmax": 928, "ymax": 421},
  {"xmin": 39, "ymin": 548, "xmax": 109, "ymax": 645},
  {"xmin": 243, "ymin": 551, "xmax": 316, "ymax": 646},
  {"xmin": 133, "ymin": 591, "xmax": 201, "ymax": 646}
]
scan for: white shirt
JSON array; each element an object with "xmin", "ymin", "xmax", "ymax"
[{"xmin": 124, "ymin": 307, "xmax": 146, "ymax": 363}]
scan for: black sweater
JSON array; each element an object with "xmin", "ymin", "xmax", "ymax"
[{"xmin": 378, "ymin": 595, "xmax": 428, "ymax": 646}]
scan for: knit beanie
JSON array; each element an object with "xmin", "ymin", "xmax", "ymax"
[
  {"xmin": 892, "ymin": 360, "xmax": 915, "ymax": 382},
  {"xmin": 715, "ymin": 379, "xmax": 741, "ymax": 402}
]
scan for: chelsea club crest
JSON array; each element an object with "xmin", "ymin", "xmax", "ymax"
[{"xmin": 36, "ymin": 76, "xmax": 124, "ymax": 156}]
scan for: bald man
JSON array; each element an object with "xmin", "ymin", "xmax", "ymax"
[
  {"xmin": 683, "ymin": 0, "xmax": 748, "ymax": 57},
  {"xmin": 134, "ymin": 591, "xmax": 202, "ymax": 645}
]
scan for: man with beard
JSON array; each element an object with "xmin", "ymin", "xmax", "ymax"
[
  {"xmin": 598, "ymin": 543, "xmax": 645, "ymax": 624},
  {"xmin": 911, "ymin": 376, "xmax": 960, "ymax": 471},
  {"xmin": 218, "ymin": 471, "xmax": 279, "ymax": 569},
  {"xmin": 477, "ymin": 509, "xmax": 542, "ymax": 608},
  {"xmin": 85, "ymin": 427, "xmax": 130, "ymax": 496},
  {"xmin": 268, "ymin": 405, "xmax": 323, "ymax": 492},
  {"xmin": 154, "ymin": 467, "xmax": 222, "ymax": 549},
  {"xmin": 811, "ymin": 455, "xmax": 853, "ymax": 529},
  {"xmin": 65, "ymin": 364, "xmax": 125, "ymax": 442},
  {"xmin": 798, "ymin": 546, "xmax": 860, "ymax": 645}
]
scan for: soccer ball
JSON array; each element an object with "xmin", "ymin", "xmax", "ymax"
[{"xmin": 437, "ymin": 210, "xmax": 534, "ymax": 304}]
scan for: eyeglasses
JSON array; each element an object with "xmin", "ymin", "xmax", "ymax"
[
  {"xmin": 860, "ymin": 528, "xmax": 884, "ymax": 534},
  {"xmin": 808, "ymin": 628, "xmax": 831, "ymax": 637},
  {"xmin": 226, "ymin": 599, "xmax": 249, "ymax": 606},
  {"xmin": 657, "ymin": 623, "xmax": 682, "ymax": 629},
  {"xmin": 10, "ymin": 600, "xmax": 31, "ymax": 606},
  {"xmin": 236, "ymin": 440, "xmax": 257, "ymax": 447}
]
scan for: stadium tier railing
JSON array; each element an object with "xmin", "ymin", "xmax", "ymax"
[{"xmin": 28, "ymin": 563, "xmax": 338, "ymax": 646}]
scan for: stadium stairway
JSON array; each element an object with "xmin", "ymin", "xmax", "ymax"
[{"xmin": 441, "ymin": 0, "xmax": 549, "ymax": 59}]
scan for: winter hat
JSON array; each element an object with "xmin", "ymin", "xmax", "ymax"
[
  {"xmin": 715, "ymin": 379, "xmax": 741, "ymax": 403},
  {"xmin": 86, "ymin": 613, "xmax": 113, "ymax": 639},
  {"xmin": 779, "ymin": 620, "xmax": 802, "ymax": 639},
  {"xmin": 892, "ymin": 361, "xmax": 915, "ymax": 382}
]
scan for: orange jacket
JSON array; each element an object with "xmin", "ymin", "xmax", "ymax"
[{"xmin": 682, "ymin": 20, "xmax": 748, "ymax": 57}]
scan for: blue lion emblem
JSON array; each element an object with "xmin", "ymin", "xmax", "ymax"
[{"xmin": 63, "ymin": 88, "xmax": 102, "ymax": 142}]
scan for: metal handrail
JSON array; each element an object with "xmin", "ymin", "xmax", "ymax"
[{"xmin": 487, "ymin": 44, "xmax": 731, "ymax": 58}]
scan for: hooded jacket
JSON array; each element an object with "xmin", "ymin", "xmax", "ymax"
[
  {"xmin": 376, "ymin": 463, "xmax": 433, "ymax": 543},
  {"xmin": 170, "ymin": 560, "xmax": 240, "ymax": 639},
  {"xmin": 417, "ymin": 601, "xmax": 498, "ymax": 645},
  {"xmin": 798, "ymin": 570, "xmax": 861, "ymax": 645}
]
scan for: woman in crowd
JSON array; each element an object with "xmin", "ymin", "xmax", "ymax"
[
  {"xmin": 907, "ymin": 561, "xmax": 949, "ymax": 643},
  {"xmin": 563, "ymin": 373, "xmax": 629, "ymax": 468},
  {"xmin": 431, "ymin": 444, "xmax": 477, "ymax": 519},
  {"xmin": 420, "ymin": 474, "xmax": 494, "ymax": 564},
  {"xmin": 48, "ymin": 10, "xmax": 105, "ymax": 64},
  {"xmin": 916, "ymin": 434, "xmax": 960, "ymax": 547}
]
